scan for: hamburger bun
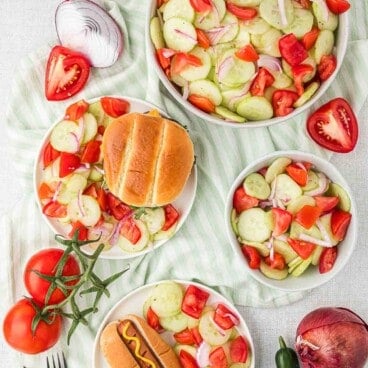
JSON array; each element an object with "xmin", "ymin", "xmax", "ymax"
[{"xmin": 102, "ymin": 112, "xmax": 194, "ymax": 207}]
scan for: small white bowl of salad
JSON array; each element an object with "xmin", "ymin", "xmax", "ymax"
[
  {"xmin": 146, "ymin": 0, "xmax": 349, "ymax": 127},
  {"xmin": 225, "ymin": 150, "xmax": 357, "ymax": 291}
]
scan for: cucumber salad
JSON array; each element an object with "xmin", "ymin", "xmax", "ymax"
[
  {"xmin": 231, "ymin": 157, "xmax": 352, "ymax": 280},
  {"xmin": 150, "ymin": 0, "xmax": 341, "ymax": 123},
  {"xmin": 38, "ymin": 97, "xmax": 180, "ymax": 254},
  {"xmin": 143, "ymin": 281, "xmax": 253, "ymax": 367}
]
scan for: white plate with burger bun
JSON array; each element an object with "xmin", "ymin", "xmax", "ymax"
[
  {"xmin": 93, "ymin": 280, "xmax": 255, "ymax": 368},
  {"xmin": 34, "ymin": 96, "xmax": 197, "ymax": 260}
]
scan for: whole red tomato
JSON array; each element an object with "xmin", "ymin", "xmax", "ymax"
[
  {"xmin": 24, "ymin": 248, "xmax": 80, "ymax": 305},
  {"xmin": 3, "ymin": 298, "xmax": 62, "ymax": 354}
]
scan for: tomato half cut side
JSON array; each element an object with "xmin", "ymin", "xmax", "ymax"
[
  {"xmin": 101, "ymin": 97, "xmax": 130, "ymax": 118},
  {"xmin": 307, "ymin": 98, "xmax": 358, "ymax": 153},
  {"xmin": 45, "ymin": 46, "xmax": 90, "ymax": 101},
  {"xmin": 181, "ymin": 285, "xmax": 210, "ymax": 319},
  {"xmin": 319, "ymin": 246, "xmax": 338, "ymax": 273}
]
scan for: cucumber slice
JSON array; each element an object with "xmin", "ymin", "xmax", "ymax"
[
  {"xmin": 216, "ymin": 13, "xmax": 239, "ymax": 44},
  {"xmin": 318, "ymin": 213, "xmax": 339, "ymax": 245},
  {"xmin": 231, "ymin": 209, "xmax": 239, "ymax": 235},
  {"xmin": 150, "ymin": 17, "xmax": 165, "ymax": 50},
  {"xmin": 259, "ymin": 0, "xmax": 294, "ymax": 30},
  {"xmin": 291, "ymin": 257, "xmax": 312, "ymax": 277},
  {"xmin": 118, "ymin": 219, "xmax": 151, "ymax": 253},
  {"xmin": 326, "ymin": 183, "xmax": 351, "ymax": 212},
  {"xmin": 234, "ymin": 24, "xmax": 250, "ymax": 48},
  {"xmin": 81, "ymin": 113, "xmax": 98, "ymax": 144},
  {"xmin": 180, "ymin": 47, "xmax": 211, "ymax": 81},
  {"xmin": 88, "ymin": 101, "xmax": 105, "ymax": 124},
  {"xmin": 251, "ymin": 28, "xmax": 283, "ymax": 57},
  {"xmin": 171, "ymin": 70, "xmax": 188, "ymax": 87},
  {"xmin": 150, "ymin": 281, "xmax": 183, "ymax": 318},
  {"xmin": 189, "ymin": 79, "xmax": 222, "ymax": 105},
  {"xmin": 67, "ymin": 195, "xmax": 101, "ymax": 226},
  {"xmin": 274, "ymin": 174, "xmax": 303, "ymax": 205},
  {"xmin": 314, "ymin": 30, "xmax": 335, "ymax": 64},
  {"xmin": 289, "ymin": 221, "xmax": 322, "ymax": 240},
  {"xmin": 312, "ymin": 2, "xmax": 338, "ymax": 31},
  {"xmin": 89, "ymin": 167, "xmax": 104, "ymax": 182},
  {"xmin": 208, "ymin": 42, "xmax": 235, "ymax": 66},
  {"xmin": 199, "ymin": 310, "xmax": 232, "ymax": 345},
  {"xmin": 160, "ymin": 312, "xmax": 189, "ymax": 332},
  {"xmin": 50, "ymin": 120, "xmax": 80, "ymax": 153},
  {"xmin": 153, "ymin": 222, "xmax": 177, "ymax": 241},
  {"xmin": 240, "ymin": 241, "xmax": 270, "ymax": 257},
  {"xmin": 260, "ymin": 261, "xmax": 288, "ymax": 280},
  {"xmin": 241, "ymin": 17, "xmax": 271, "ymax": 35},
  {"xmin": 273, "ymin": 239, "xmax": 298, "ymax": 263},
  {"xmin": 236, "ymin": 96, "xmax": 273, "ymax": 121},
  {"xmin": 229, "ymin": 0, "xmax": 260, "ymax": 5},
  {"xmin": 293, "ymin": 81, "xmax": 320, "ymax": 108},
  {"xmin": 163, "ymin": 0, "xmax": 195, "ymax": 22},
  {"xmin": 140, "ymin": 207, "xmax": 165, "ymax": 234},
  {"xmin": 311, "ymin": 245, "xmax": 324, "ymax": 266},
  {"xmin": 265, "ymin": 157, "xmax": 292, "ymax": 183},
  {"xmin": 194, "ymin": 0, "xmax": 226, "ymax": 30},
  {"xmin": 163, "ymin": 17, "xmax": 197, "ymax": 52},
  {"xmin": 288, "ymin": 255, "xmax": 303, "ymax": 273},
  {"xmin": 301, "ymin": 170, "xmax": 319, "ymax": 192},
  {"xmin": 215, "ymin": 106, "xmax": 246, "ymax": 123},
  {"xmin": 282, "ymin": 59, "xmax": 293, "ymax": 79},
  {"xmin": 57, "ymin": 174, "xmax": 88, "ymax": 204},
  {"xmin": 281, "ymin": 8, "xmax": 314, "ymax": 38},
  {"xmin": 221, "ymin": 89, "xmax": 251, "ymax": 111},
  {"xmin": 243, "ymin": 173, "xmax": 271, "ymax": 200},
  {"xmin": 287, "ymin": 195, "xmax": 316, "ymax": 214},
  {"xmin": 271, "ymin": 71, "xmax": 293, "ymax": 89},
  {"xmin": 238, "ymin": 208, "xmax": 273, "ymax": 242}
]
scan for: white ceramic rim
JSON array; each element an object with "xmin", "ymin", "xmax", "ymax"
[
  {"xmin": 224, "ymin": 150, "xmax": 357, "ymax": 291},
  {"xmin": 145, "ymin": 5, "xmax": 350, "ymax": 128},
  {"xmin": 92, "ymin": 279, "xmax": 256, "ymax": 368},
  {"xmin": 33, "ymin": 95, "xmax": 198, "ymax": 260}
]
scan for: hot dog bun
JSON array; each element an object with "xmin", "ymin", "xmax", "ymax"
[
  {"xmin": 100, "ymin": 314, "xmax": 181, "ymax": 368},
  {"xmin": 102, "ymin": 112, "xmax": 194, "ymax": 207}
]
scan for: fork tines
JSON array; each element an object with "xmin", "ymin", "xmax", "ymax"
[{"xmin": 46, "ymin": 352, "xmax": 67, "ymax": 368}]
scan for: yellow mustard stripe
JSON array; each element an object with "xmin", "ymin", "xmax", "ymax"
[{"xmin": 122, "ymin": 321, "xmax": 157, "ymax": 368}]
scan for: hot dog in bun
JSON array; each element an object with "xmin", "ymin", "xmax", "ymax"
[{"xmin": 100, "ymin": 314, "xmax": 181, "ymax": 368}]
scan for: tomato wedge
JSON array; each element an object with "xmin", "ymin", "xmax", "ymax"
[
  {"xmin": 295, "ymin": 0, "xmax": 311, "ymax": 8},
  {"xmin": 179, "ymin": 350, "xmax": 200, "ymax": 368},
  {"xmin": 271, "ymin": 208, "xmax": 292, "ymax": 237},
  {"xmin": 209, "ymin": 347, "xmax": 227, "ymax": 368},
  {"xmin": 38, "ymin": 182, "xmax": 54, "ymax": 201},
  {"xmin": 43, "ymin": 201, "xmax": 67, "ymax": 218},
  {"xmin": 250, "ymin": 67, "xmax": 275, "ymax": 96},
  {"xmin": 292, "ymin": 63, "xmax": 315, "ymax": 95},
  {"xmin": 264, "ymin": 252, "xmax": 286, "ymax": 270},
  {"xmin": 241, "ymin": 245, "xmax": 261, "ymax": 269},
  {"xmin": 302, "ymin": 27, "xmax": 319, "ymax": 50},
  {"xmin": 162, "ymin": 204, "xmax": 179, "ymax": 231},
  {"xmin": 295, "ymin": 205, "xmax": 321, "ymax": 229},
  {"xmin": 146, "ymin": 306, "xmax": 162, "ymax": 332},
  {"xmin": 233, "ymin": 186, "xmax": 259, "ymax": 214},
  {"xmin": 272, "ymin": 89, "xmax": 299, "ymax": 117},
  {"xmin": 226, "ymin": 2, "xmax": 258, "ymax": 20},
  {"xmin": 43, "ymin": 142, "xmax": 60, "ymax": 168},
  {"xmin": 319, "ymin": 246, "xmax": 338, "ymax": 273},
  {"xmin": 65, "ymin": 99, "xmax": 89, "ymax": 121},
  {"xmin": 68, "ymin": 221, "xmax": 88, "ymax": 241},
  {"xmin": 230, "ymin": 336, "xmax": 249, "ymax": 363},
  {"xmin": 326, "ymin": 0, "xmax": 350, "ymax": 14},
  {"xmin": 286, "ymin": 163, "xmax": 308, "ymax": 186},
  {"xmin": 174, "ymin": 328, "xmax": 196, "ymax": 345},
  {"xmin": 80, "ymin": 140, "xmax": 101, "ymax": 164},
  {"xmin": 101, "ymin": 97, "xmax": 130, "ymax": 118},
  {"xmin": 120, "ymin": 217, "xmax": 141, "ymax": 244},
  {"xmin": 181, "ymin": 285, "xmax": 210, "ymax": 319},
  {"xmin": 213, "ymin": 303, "xmax": 239, "ymax": 330},
  {"xmin": 307, "ymin": 98, "xmax": 358, "ymax": 153},
  {"xmin": 188, "ymin": 94, "xmax": 215, "ymax": 113},
  {"xmin": 59, "ymin": 152, "xmax": 81, "ymax": 178},
  {"xmin": 318, "ymin": 54, "xmax": 337, "ymax": 82},
  {"xmin": 156, "ymin": 48, "xmax": 175, "ymax": 71},
  {"xmin": 106, "ymin": 192, "xmax": 132, "ymax": 220},
  {"xmin": 171, "ymin": 53, "xmax": 202, "ymax": 75},
  {"xmin": 314, "ymin": 196, "xmax": 339, "ymax": 212},
  {"xmin": 331, "ymin": 209, "xmax": 351, "ymax": 241},
  {"xmin": 279, "ymin": 34, "xmax": 308, "ymax": 67},
  {"xmin": 235, "ymin": 44, "xmax": 259, "ymax": 62},
  {"xmin": 287, "ymin": 238, "xmax": 316, "ymax": 259},
  {"xmin": 196, "ymin": 29, "xmax": 210, "ymax": 49},
  {"xmin": 189, "ymin": 0, "xmax": 212, "ymax": 13},
  {"xmin": 45, "ymin": 46, "xmax": 90, "ymax": 101}
]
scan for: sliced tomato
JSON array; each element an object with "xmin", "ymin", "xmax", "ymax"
[
  {"xmin": 230, "ymin": 336, "xmax": 249, "ymax": 363},
  {"xmin": 326, "ymin": 0, "xmax": 350, "ymax": 13},
  {"xmin": 156, "ymin": 48, "xmax": 173, "ymax": 70},
  {"xmin": 292, "ymin": 63, "xmax": 315, "ymax": 95},
  {"xmin": 250, "ymin": 67, "xmax": 275, "ymax": 96},
  {"xmin": 97, "ymin": 125, "xmax": 105, "ymax": 135},
  {"xmin": 191, "ymin": 326, "xmax": 203, "ymax": 346},
  {"xmin": 318, "ymin": 54, "xmax": 337, "ymax": 82},
  {"xmin": 59, "ymin": 152, "xmax": 81, "ymax": 178},
  {"xmin": 235, "ymin": 44, "xmax": 259, "ymax": 62},
  {"xmin": 226, "ymin": 2, "xmax": 258, "ymax": 19},
  {"xmin": 265, "ymin": 252, "xmax": 286, "ymax": 270},
  {"xmin": 302, "ymin": 27, "xmax": 319, "ymax": 50},
  {"xmin": 314, "ymin": 196, "xmax": 339, "ymax": 212},
  {"xmin": 100, "ymin": 97, "xmax": 130, "ymax": 118},
  {"xmin": 120, "ymin": 217, "xmax": 141, "ymax": 244},
  {"xmin": 43, "ymin": 201, "xmax": 67, "ymax": 218},
  {"xmin": 181, "ymin": 285, "xmax": 210, "ymax": 319},
  {"xmin": 38, "ymin": 182, "xmax": 54, "ymax": 200},
  {"xmin": 97, "ymin": 188, "xmax": 108, "ymax": 212},
  {"xmin": 209, "ymin": 346, "xmax": 227, "ymax": 368},
  {"xmin": 80, "ymin": 140, "xmax": 101, "ymax": 163},
  {"xmin": 233, "ymin": 186, "xmax": 259, "ymax": 214},
  {"xmin": 196, "ymin": 29, "xmax": 210, "ymax": 49},
  {"xmin": 174, "ymin": 328, "xmax": 196, "ymax": 345},
  {"xmin": 272, "ymin": 89, "xmax": 299, "ymax": 117},
  {"xmin": 287, "ymin": 238, "xmax": 316, "ymax": 260},
  {"xmin": 213, "ymin": 303, "xmax": 239, "ymax": 330},
  {"xmin": 68, "ymin": 221, "xmax": 88, "ymax": 241},
  {"xmin": 295, "ymin": 205, "xmax": 322, "ymax": 229},
  {"xmin": 285, "ymin": 164, "xmax": 308, "ymax": 186},
  {"xmin": 279, "ymin": 34, "xmax": 308, "ymax": 67},
  {"xmin": 271, "ymin": 208, "xmax": 292, "ymax": 237},
  {"xmin": 295, "ymin": 0, "xmax": 311, "ymax": 8},
  {"xmin": 188, "ymin": 94, "xmax": 215, "ymax": 113},
  {"xmin": 162, "ymin": 204, "xmax": 179, "ymax": 231},
  {"xmin": 319, "ymin": 246, "xmax": 338, "ymax": 273},
  {"xmin": 45, "ymin": 46, "xmax": 90, "ymax": 101},
  {"xmin": 307, "ymin": 98, "xmax": 358, "ymax": 153},
  {"xmin": 43, "ymin": 142, "xmax": 60, "ymax": 168},
  {"xmin": 331, "ymin": 209, "xmax": 351, "ymax": 241},
  {"xmin": 146, "ymin": 306, "xmax": 162, "ymax": 332},
  {"xmin": 171, "ymin": 53, "xmax": 202, "ymax": 75},
  {"xmin": 179, "ymin": 350, "xmax": 200, "ymax": 368},
  {"xmin": 241, "ymin": 245, "xmax": 261, "ymax": 269},
  {"xmin": 189, "ymin": 0, "xmax": 212, "ymax": 12},
  {"xmin": 84, "ymin": 183, "xmax": 98, "ymax": 198},
  {"xmin": 65, "ymin": 99, "xmax": 89, "ymax": 121},
  {"xmin": 106, "ymin": 192, "xmax": 132, "ymax": 220}
]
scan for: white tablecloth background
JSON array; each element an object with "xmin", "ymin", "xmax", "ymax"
[{"xmin": 0, "ymin": 1, "xmax": 367, "ymax": 367}]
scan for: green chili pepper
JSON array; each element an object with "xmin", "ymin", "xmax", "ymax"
[{"xmin": 275, "ymin": 336, "xmax": 300, "ymax": 368}]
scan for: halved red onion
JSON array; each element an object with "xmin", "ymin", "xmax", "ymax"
[
  {"xmin": 304, "ymin": 173, "xmax": 329, "ymax": 196},
  {"xmin": 298, "ymin": 233, "xmax": 333, "ymax": 247},
  {"xmin": 257, "ymin": 54, "xmax": 282, "ymax": 72},
  {"xmin": 55, "ymin": 0, "xmax": 123, "ymax": 68},
  {"xmin": 311, "ymin": 0, "xmax": 330, "ymax": 22},
  {"xmin": 206, "ymin": 24, "xmax": 233, "ymax": 45},
  {"xmin": 196, "ymin": 342, "xmax": 211, "ymax": 367},
  {"xmin": 278, "ymin": 0, "xmax": 289, "ymax": 27}
]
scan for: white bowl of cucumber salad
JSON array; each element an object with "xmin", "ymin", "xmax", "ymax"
[
  {"xmin": 147, "ymin": 0, "xmax": 349, "ymax": 127},
  {"xmin": 225, "ymin": 150, "xmax": 357, "ymax": 291}
]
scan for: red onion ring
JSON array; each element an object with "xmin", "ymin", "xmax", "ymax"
[{"xmin": 257, "ymin": 54, "xmax": 282, "ymax": 72}]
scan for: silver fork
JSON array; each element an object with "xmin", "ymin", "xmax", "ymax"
[{"xmin": 46, "ymin": 352, "xmax": 68, "ymax": 368}]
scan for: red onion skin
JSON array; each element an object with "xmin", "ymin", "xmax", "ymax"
[{"xmin": 295, "ymin": 307, "xmax": 368, "ymax": 368}]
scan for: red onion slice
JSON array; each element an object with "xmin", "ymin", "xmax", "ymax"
[
  {"xmin": 55, "ymin": 0, "xmax": 123, "ymax": 68},
  {"xmin": 304, "ymin": 173, "xmax": 329, "ymax": 196},
  {"xmin": 278, "ymin": 0, "xmax": 289, "ymax": 27},
  {"xmin": 298, "ymin": 233, "xmax": 333, "ymax": 247},
  {"xmin": 206, "ymin": 24, "xmax": 232, "ymax": 45},
  {"xmin": 77, "ymin": 190, "xmax": 86, "ymax": 217},
  {"xmin": 196, "ymin": 342, "xmax": 211, "ymax": 367},
  {"xmin": 174, "ymin": 29, "xmax": 198, "ymax": 44},
  {"xmin": 295, "ymin": 161, "xmax": 307, "ymax": 172},
  {"xmin": 316, "ymin": 218, "xmax": 334, "ymax": 244},
  {"xmin": 182, "ymin": 81, "xmax": 190, "ymax": 100},
  {"xmin": 257, "ymin": 54, "xmax": 282, "ymax": 72},
  {"xmin": 227, "ymin": 80, "xmax": 253, "ymax": 110},
  {"xmin": 93, "ymin": 165, "xmax": 105, "ymax": 175},
  {"xmin": 217, "ymin": 56, "xmax": 234, "ymax": 82},
  {"xmin": 161, "ymin": 48, "xmax": 176, "ymax": 58}
]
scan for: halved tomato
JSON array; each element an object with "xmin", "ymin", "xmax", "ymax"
[
  {"xmin": 279, "ymin": 34, "xmax": 308, "ymax": 67},
  {"xmin": 264, "ymin": 252, "xmax": 286, "ymax": 270},
  {"xmin": 319, "ymin": 246, "xmax": 338, "ymax": 273},
  {"xmin": 314, "ymin": 196, "xmax": 339, "ymax": 212},
  {"xmin": 326, "ymin": 0, "xmax": 350, "ymax": 14},
  {"xmin": 241, "ymin": 245, "xmax": 261, "ymax": 269},
  {"xmin": 272, "ymin": 89, "xmax": 299, "ymax": 117},
  {"xmin": 43, "ymin": 142, "xmax": 60, "ymax": 168},
  {"xmin": 250, "ymin": 67, "xmax": 275, "ymax": 96},
  {"xmin": 226, "ymin": 2, "xmax": 258, "ymax": 19},
  {"xmin": 271, "ymin": 208, "xmax": 292, "ymax": 237},
  {"xmin": 287, "ymin": 238, "xmax": 316, "ymax": 259},
  {"xmin": 101, "ymin": 97, "xmax": 130, "ymax": 118},
  {"xmin": 209, "ymin": 347, "xmax": 227, "ymax": 368},
  {"xmin": 331, "ymin": 209, "xmax": 351, "ymax": 241},
  {"xmin": 286, "ymin": 164, "xmax": 308, "ymax": 186},
  {"xmin": 233, "ymin": 186, "xmax": 259, "ymax": 214},
  {"xmin": 120, "ymin": 217, "xmax": 141, "ymax": 244},
  {"xmin": 318, "ymin": 54, "xmax": 337, "ymax": 82},
  {"xmin": 307, "ymin": 98, "xmax": 358, "ymax": 153},
  {"xmin": 213, "ymin": 303, "xmax": 239, "ymax": 330},
  {"xmin": 230, "ymin": 336, "xmax": 249, "ymax": 363},
  {"xmin": 181, "ymin": 285, "xmax": 210, "ymax": 319},
  {"xmin": 188, "ymin": 94, "xmax": 215, "ymax": 113},
  {"xmin": 162, "ymin": 204, "xmax": 179, "ymax": 231},
  {"xmin": 65, "ymin": 100, "xmax": 89, "ymax": 121},
  {"xmin": 295, "ymin": 205, "xmax": 321, "ymax": 229}
]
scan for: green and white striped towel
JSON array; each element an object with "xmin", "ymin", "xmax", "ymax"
[{"xmin": 1, "ymin": 0, "xmax": 368, "ymax": 366}]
